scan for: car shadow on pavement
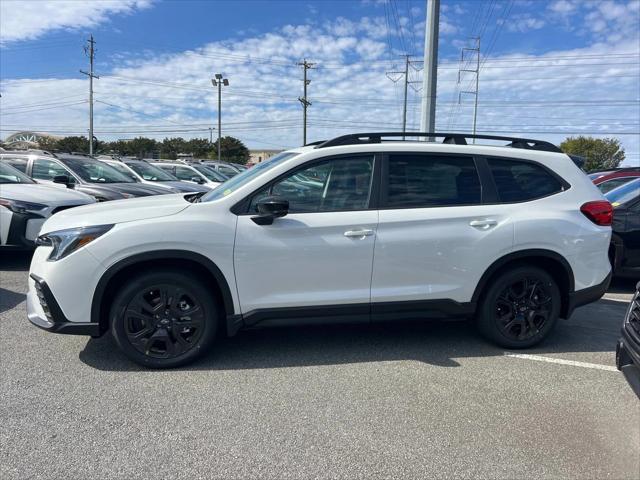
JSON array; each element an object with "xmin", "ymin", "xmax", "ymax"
[
  {"xmin": 0, "ymin": 288, "xmax": 27, "ymax": 314},
  {"xmin": 78, "ymin": 299, "xmax": 630, "ymax": 372},
  {"xmin": 0, "ymin": 250, "xmax": 33, "ymax": 271}
]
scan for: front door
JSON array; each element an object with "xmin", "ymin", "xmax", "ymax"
[{"xmin": 234, "ymin": 154, "xmax": 378, "ymax": 323}]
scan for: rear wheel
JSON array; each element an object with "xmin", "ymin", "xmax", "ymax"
[
  {"xmin": 110, "ymin": 270, "xmax": 218, "ymax": 368},
  {"xmin": 477, "ymin": 266, "xmax": 561, "ymax": 349}
]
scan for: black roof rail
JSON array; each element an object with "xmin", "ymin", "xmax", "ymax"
[
  {"xmin": 315, "ymin": 132, "xmax": 562, "ymax": 153},
  {"xmin": 304, "ymin": 140, "xmax": 326, "ymax": 146}
]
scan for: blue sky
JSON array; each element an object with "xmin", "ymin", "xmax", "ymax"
[{"xmin": 1, "ymin": 0, "xmax": 639, "ymax": 164}]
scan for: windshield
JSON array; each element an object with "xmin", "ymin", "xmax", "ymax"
[
  {"xmin": 201, "ymin": 151, "xmax": 299, "ymax": 202},
  {"xmin": 605, "ymin": 178, "xmax": 640, "ymax": 206},
  {"xmin": 597, "ymin": 176, "xmax": 639, "ymax": 194},
  {"xmin": 61, "ymin": 157, "xmax": 136, "ymax": 183},
  {"xmin": 106, "ymin": 162, "xmax": 140, "ymax": 182},
  {"xmin": 192, "ymin": 164, "xmax": 228, "ymax": 182},
  {"xmin": 126, "ymin": 161, "xmax": 177, "ymax": 181},
  {"xmin": 0, "ymin": 162, "xmax": 36, "ymax": 184}
]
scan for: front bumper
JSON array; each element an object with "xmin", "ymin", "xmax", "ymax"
[
  {"xmin": 27, "ymin": 273, "xmax": 100, "ymax": 336},
  {"xmin": 617, "ymin": 327, "xmax": 640, "ymax": 398},
  {"xmin": 5, "ymin": 210, "xmax": 45, "ymax": 247}
]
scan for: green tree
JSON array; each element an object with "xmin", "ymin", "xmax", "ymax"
[
  {"xmin": 560, "ymin": 136, "xmax": 625, "ymax": 172},
  {"xmin": 185, "ymin": 138, "xmax": 213, "ymax": 158},
  {"xmin": 36, "ymin": 136, "xmax": 59, "ymax": 152},
  {"xmin": 159, "ymin": 137, "xmax": 188, "ymax": 159},
  {"xmin": 211, "ymin": 136, "xmax": 249, "ymax": 163},
  {"xmin": 127, "ymin": 137, "xmax": 158, "ymax": 158},
  {"xmin": 55, "ymin": 136, "xmax": 90, "ymax": 154}
]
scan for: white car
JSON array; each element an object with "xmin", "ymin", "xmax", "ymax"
[
  {"xmin": 0, "ymin": 162, "xmax": 94, "ymax": 247},
  {"xmin": 27, "ymin": 133, "xmax": 612, "ymax": 368},
  {"xmin": 150, "ymin": 161, "xmax": 225, "ymax": 188}
]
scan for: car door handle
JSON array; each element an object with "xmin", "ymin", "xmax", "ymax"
[
  {"xmin": 469, "ymin": 219, "xmax": 498, "ymax": 230},
  {"xmin": 344, "ymin": 229, "xmax": 374, "ymax": 238}
]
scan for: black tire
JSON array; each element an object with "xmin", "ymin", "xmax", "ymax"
[
  {"xmin": 110, "ymin": 269, "xmax": 218, "ymax": 368},
  {"xmin": 477, "ymin": 266, "xmax": 561, "ymax": 349}
]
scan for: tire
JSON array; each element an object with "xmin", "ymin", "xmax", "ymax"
[
  {"xmin": 477, "ymin": 266, "xmax": 561, "ymax": 349},
  {"xmin": 110, "ymin": 269, "xmax": 218, "ymax": 368}
]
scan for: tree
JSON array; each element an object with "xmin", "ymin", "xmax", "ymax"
[
  {"xmin": 55, "ymin": 136, "xmax": 90, "ymax": 154},
  {"xmin": 36, "ymin": 136, "xmax": 59, "ymax": 152},
  {"xmin": 560, "ymin": 136, "xmax": 625, "ymax": 172},
  {"xmin": 185, "ymin": 138, "xmax": 213, "ymax": 158},
  {"xmin": 211, "ymin": 136, "xmax": 249, "ymax": 163},
  {"xmin": 159, "ymin": 137, "xmax": 187, "ymax": 159}
]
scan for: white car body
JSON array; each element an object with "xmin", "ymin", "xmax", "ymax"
[
  {"xmin": 98, "ymin": 159, "xmax": 177, "ymax": 192},
  {"xmin": 0, "ymin": 165, "xmax": 95, "ymax": 246},
  {"xmin": 26, "ymin": 135, "xmax": 613, "ymax": 366},
  {"xmin": 151, "ymin": 162, "xmax": 223, "ymax": 189}
]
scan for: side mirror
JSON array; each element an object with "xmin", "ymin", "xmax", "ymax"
[
  {"xmin": 53, "ymin": 175, "xmax": 75, "ymax": 188},
  {"xmin": 252, "ymin": 196, "xmax": 289, "ymax": 225},
  {"xmin": 192, "ymin": 176, "xmax": 205, "ymax": 184}
]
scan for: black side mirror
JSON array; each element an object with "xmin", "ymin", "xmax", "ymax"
[
  {"xmin": 192, "ymin": 176, "xmax": 205, "ymax": 184},
  {"xmin": 53, "ymin": 175, "xmax": 75, "ymax": 188},
  {"xmin": 252, "ymin": 196, "xmax": 289, "ymax": 225}
]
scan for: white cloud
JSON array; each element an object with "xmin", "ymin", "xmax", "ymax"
[
  {"xmin": 548, "ymin": 0, "xmax": 577, "ymax": 14},
  {"xmin": 0, "ymin": 10, "xmax": 638, "ymax": 162},
  {"xmin": 506, "ymin": 14, "xmax": 546, "ymax": 33},
  {"xmin": 0, "ymin": 0, "xmax": 154, "ymax": 43}
]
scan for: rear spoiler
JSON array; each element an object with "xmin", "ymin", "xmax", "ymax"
[{"xmin": 568, "ymin": 154, "xmax": 586, "ymax": 169}]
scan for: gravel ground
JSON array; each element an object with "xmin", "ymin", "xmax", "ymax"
[{"xmin": 1, "ymin": 250, "xmax": 638, "ymax": 480}]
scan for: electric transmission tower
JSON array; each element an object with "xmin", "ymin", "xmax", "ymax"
[
  {"xmin": 457, "ymin": 37, "xmax": 480, "ymax": 141},
  {"xmin": 297, "ymin": 59, "xmax": 315, "ymax": 145},
  {"xmin": 80, "ymin": 35, "xmax": 99, "ymax": 155},
  {"xmin": 386, "ymin": 55, "xmax": 423, "ymax": 139}
]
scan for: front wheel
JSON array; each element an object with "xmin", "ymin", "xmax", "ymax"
[
  {"xmin": 110, "ymin": 270, "xmax": 218, "ymax": 368},
  {"xmin": 477, "ymin": 266, "xmax": 561, "ymax": 349}
]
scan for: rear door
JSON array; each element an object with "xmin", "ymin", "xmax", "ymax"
[{"xmin": 370, "ymin": 153, "xmax": 514, "ymax": 317}]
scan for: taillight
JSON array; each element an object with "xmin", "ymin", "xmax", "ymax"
[{"xmin": 580, "ymin": 201, "xmax": 613, "ymax": 226}]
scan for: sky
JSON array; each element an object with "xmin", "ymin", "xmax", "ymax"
[{"xmin": 0, "ymin": 0, "xmax": 639, "ymax": 165}]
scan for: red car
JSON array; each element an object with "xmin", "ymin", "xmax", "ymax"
[{"xmin": 593, "ymin": 168, "xmax": 640, "ymax": 194}]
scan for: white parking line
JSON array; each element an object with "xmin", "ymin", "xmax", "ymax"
[
  {"xmin": 504, "ymin": 353, "xmax": 618, "ymax": 372},
  {"xmin": 602, "ymin": 296, "xmax": 632, "ymax": 303}
]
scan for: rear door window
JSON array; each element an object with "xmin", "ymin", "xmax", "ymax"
[
  {"xmin": 488, "ymin": 158, "xmax": 565, "ymax": 202},
  {"xmin": 0, "ymin": 156, "xmax": 29, "ymax": 173},
  {"xmin": 383, "ymin": 154, "xmax": 481, "ymax": 208},
  {"xmin": 32, "ymin": 159, "xmax": 70, "ymax": 180}
]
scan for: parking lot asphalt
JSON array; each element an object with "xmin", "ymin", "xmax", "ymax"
[{"xmin": 1, "ymin": 250, "xmax": 638, "ymax": 480}]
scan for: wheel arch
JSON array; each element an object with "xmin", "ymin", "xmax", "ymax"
[
  {"xmin": 471, "ymin": 249, "xmax": 575, "ymax": 318},
  {"xmin": 91, "ymin": 250, "xmax": 235, "ymax": 336}
]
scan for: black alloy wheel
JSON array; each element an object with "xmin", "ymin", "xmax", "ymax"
[
  {"xmin": 124, "ymin": 284, "xmax": 205, "ymax": 358},
  {"xmin": 494, "ymin": 277, "xmax": 553, "ymax": 341},
  {"xmin": 111, "ymin": 270, "xmax": 218, "ymax": 368},
  {"xmin": 478, "ymin": 266, "xmax": 561, "ymax": 348}
]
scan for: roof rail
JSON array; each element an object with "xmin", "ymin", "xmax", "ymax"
[
  {"xmin": 304, "ymin": 140, "xmax": 326, "ymax": 146},
  {"xmin": 315, "ymin": 132, "xmax": 562, "ymax": 153}
]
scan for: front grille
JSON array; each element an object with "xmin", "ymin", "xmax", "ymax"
[
  {"xmin": 33, "ymin": 281, "xmax": 53, "ymax": 322},
  {"xmin": 626, "ymin": 289, "xmax": 640, "ymax": 336}
]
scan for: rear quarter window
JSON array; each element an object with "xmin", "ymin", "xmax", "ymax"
[{"xmin": 487, "ymin": 158, "xmax": 565, "ymax": 202}]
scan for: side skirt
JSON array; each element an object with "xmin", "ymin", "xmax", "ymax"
[{"xmin": 229, "ymin": 299, "xmax": 476, "ymax": 332}]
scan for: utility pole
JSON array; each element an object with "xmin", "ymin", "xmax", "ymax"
[
  {"xmin": 420, "ymin": 0, "xmax": 440, "ymax": 137},
  {"xmin": 297, "ymin": 59, "xmax": 315, "ymax": 145},
  {"xmin": 386, "ymin": 55, "xmax": 422, "ymax": 139},
  {"xmin": 458, "ymin": 37, "xmax": 480, "ymax": 142},
  {"xmin": 209, "ymin": 127, "xmax": 214, "ymax": 144},
  {"xmin": 212, "ymin": 74, "xmax": 229, "ymax": 161},
  {"xmin": 80, "ymin": 35, "xmax": 99, "ymax": 155}
]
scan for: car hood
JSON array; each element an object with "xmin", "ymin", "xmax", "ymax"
[
  {"xmin": 40, "ymin": 193, "xmax": 192, "ymax": 234},
  {"xmin": 0, "ymin": 184, "xmax": 94, "ymax": 204},
  {"xmin": 89, "ymin": 182, "xmax": 171, "ymax": 196}
]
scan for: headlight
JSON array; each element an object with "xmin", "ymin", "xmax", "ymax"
[
  {"xmin": 36, "ymin": 224, "xmax": 114, "ymax": 261},
  {"xmin": 0, "ymin": 198, "xmax": 47, "ymax": 214}
]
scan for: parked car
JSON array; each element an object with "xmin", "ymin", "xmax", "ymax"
[
  {"xmin": 617, "ymin": 281, "xmax": 640, "ymax": 397},
  {"xmin": 607, "ymin": 178, "xmax": 640, "ymax": 277},
  {"xmin": 200, "ymin": 160, "xmax": 241, "ymax": 178},
  {"xmin": 151, "ymin": 161, "xmax": 225, "ymax": 188},
  {"xmin": 592, "ymin": 168, "xmax": 640, "ymax": 194},
  {"xmin": 98, "ymin": 158, "xmax": 210, "ymax": 194},
  {"xmin": 27, "ymin": 132, "xmax": 612, "ymax": 368},
  {"xmin": 0, "ymin": 151, "xmax": 171, "ymax": 201},
  {"xmin": 0, "ymin": 162, "xmax": 94, "ymax": 247}
]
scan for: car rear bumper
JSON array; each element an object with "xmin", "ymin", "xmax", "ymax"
[
  {"xmin": 27, "ymin": 273, "xmax": 101, "ymax": 336},
  {"xmin": 565, "ymin": 271, "xmax": 611, "ymax": 318}
]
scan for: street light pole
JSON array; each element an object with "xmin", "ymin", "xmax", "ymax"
[{"xmin": 212, "ymin": 74, "xmax": 229, "ymax": 162}]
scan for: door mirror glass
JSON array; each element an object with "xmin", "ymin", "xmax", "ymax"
[
  {"xmin": 53, "ymin": 175, "xmax": 75, "ymax": 188},
  {"xmin": 252, "ymin": 196, "xmax": 289, "ymax": 225}
]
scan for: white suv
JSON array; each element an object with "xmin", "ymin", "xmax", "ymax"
[{"xmin": 27, "ymin": 133, "xmax": 613, "ymax": 368}]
